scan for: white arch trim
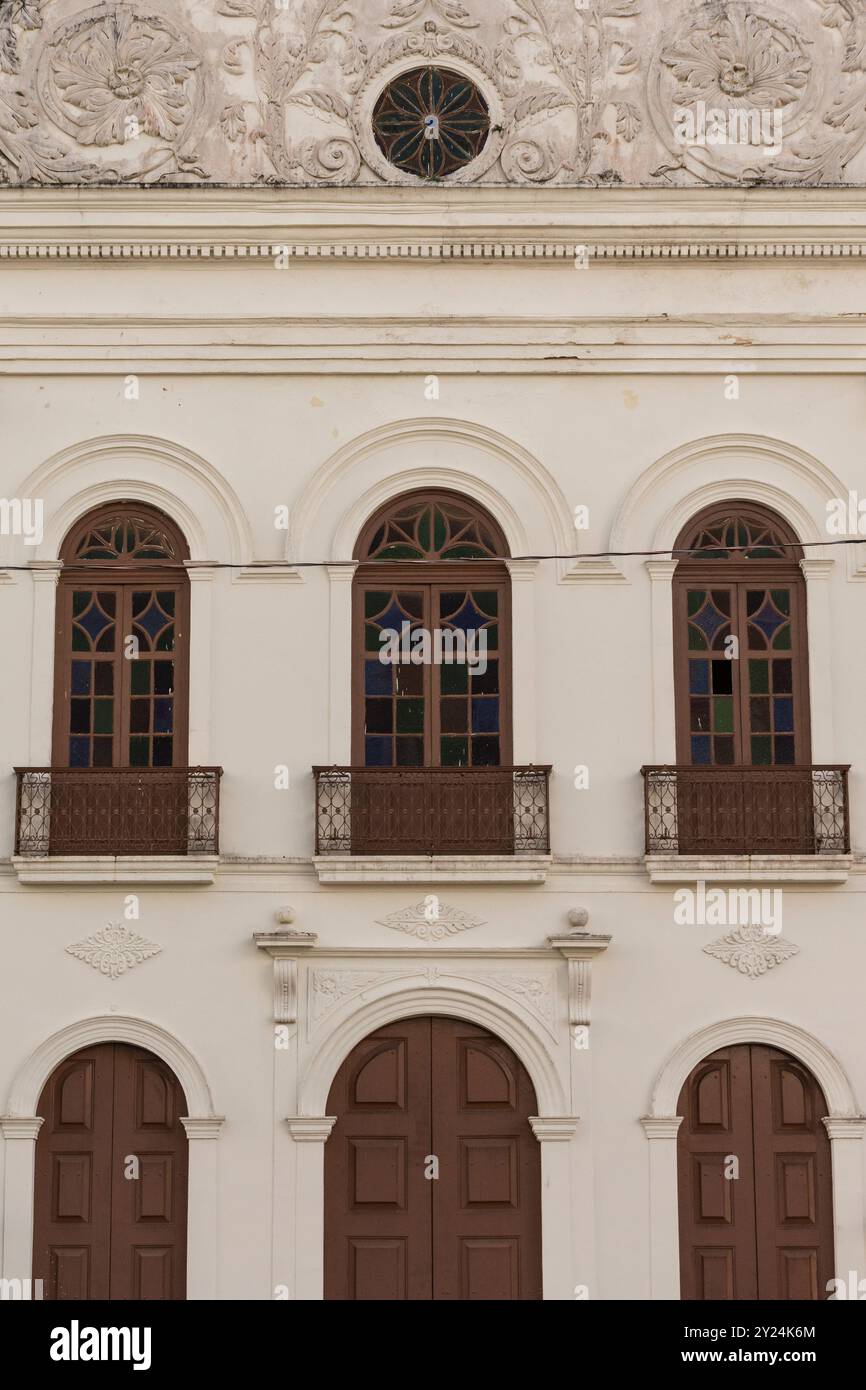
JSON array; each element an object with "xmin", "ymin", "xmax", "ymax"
[
  {"xmin": 643, "ymin": 1017, "xmax": 865, "ymax": 1299},
  {"xmin": 1, "ymin": 1015, "xmax": 223, "ymax": 1298},
  {"xmin": 610, "ymin": 433, "xmax": 848, "ymax": 561},
  {"xmin": 290, "ymin": 985, "xmax": 576, "ymax": 1299},
  {"xmin": 299, "ymin": 986, "xmax": 568, "ymax": 1118},
  {"xmin": 15, "ymin": 433, "xmax": 253, "ymax": 564},
  {"xmin": 288, "ymin": 416, "xmax": 575, "ymax": 563},
  {"xmin": 650, "ymin": 1015, "xmax": 860, "ymax": 1120},
  {"xmin": 6, "ymin": 1013, "xmax": 219, "ymax": 1119}
]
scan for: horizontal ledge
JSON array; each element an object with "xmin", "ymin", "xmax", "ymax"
[
  {"xmin": 644, "ymin": 854, "xmax": 853, "ymax": 885},
  {"xmin": 312, "ymin": 854, "xmax": 551, "ymax": 884},
  {"xmin": 12, "ymin": 855, "xmax": 219, "ymax": 885}
]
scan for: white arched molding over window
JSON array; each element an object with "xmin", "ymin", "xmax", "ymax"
[
  {"xmin": 642, "ymin": 1017, "xmax": 865, "ymax": 1301},
  {"xmin": 184, "ymin": 562, "xmax": 217, "ymax": 765},
  {"xmin": 1, "ymin": 1015, "xmax": 224, "ymax": 1300}
]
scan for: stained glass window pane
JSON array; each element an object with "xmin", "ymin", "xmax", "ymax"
[
  {"xmin": 441, "ymin": 736, "xmax": 468, "ymax": 766},
  {"xmin": 472, "ymin": 736, "xmax": 500, "ymax": 766},
  {"xmin": 365, "ymin": 736, "xmax": 392, "ymax": 766}
]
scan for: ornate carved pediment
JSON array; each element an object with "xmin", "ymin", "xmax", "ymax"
[{"xmin": 3, "ymin": 1, "xmax": 866, "ymax": 187}]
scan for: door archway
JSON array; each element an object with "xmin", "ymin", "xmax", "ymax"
[
  {"xmin": 677, "ymin": 1043, "xmax": 834, "ymax": 1300},
  {"xmin": 33, "ymin": 1042, "xmax": 189, "ymax": 1300},
  {"xmin": 324, "ymin": 1016, "xmax": 542, "ymax": 1300}
]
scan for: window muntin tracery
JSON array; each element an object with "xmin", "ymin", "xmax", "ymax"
[
  {"xmin": 55, "ymin": 504, "xmax": 189, "ymax": 769},
  {"xmin": 674, "ymin": 503, "xmax": 809, "ymax": 767},
  {"xmin": 371, "ymin": 67, "xmax": 490, "ymax": 180},
  {"xmin": 354, "ymin": 491, "xmax": 510, "ymax": 769}
]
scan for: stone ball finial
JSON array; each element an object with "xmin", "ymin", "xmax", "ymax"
[
  {"xmin": 276, "ymin": 907, "xmax": 295, "ymax": 925},
  {"xmin": 567, "ymin": 907, "xmax": 589, "ymax": 931}
]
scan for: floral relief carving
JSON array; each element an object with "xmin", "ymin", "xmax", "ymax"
[
  {"xmin": 66, "ymin": 922, "xmax": 162, "ymax": 979},
  {"xmin": 2, "ymin": 0, "xmax": 866, "ymax": 185},
  {"xmin": 376, "ymin": 899, "xmax": 486, "ymax": 941},
  {"xmin": 40, "ymin": 6, "xmax": 202, "ymax": 147},
  {"xmin": 703, "ymin": 924, "xmax": 799, "ymax": 979}
]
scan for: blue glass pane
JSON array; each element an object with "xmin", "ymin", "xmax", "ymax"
[
  {"xmin": 688, "ymin": 660, "xmax": 709, "ymax": 695},
  {"xmin": 691, "ymin": 735, "xmax": 711, "ymax": 765},
  {"xmin": 76, "ymin": 601, "xmax": 112, "ymax": 643},
  {"xmin": 376, "ymin": 599, "xmax": 410, "ymax": 632},
  {"xmin": 134, "ymin": 599, "xmax": 168, "ymax": 644},
  {"xmin": 71, "ymin": 661, "xmax": 91, "ymax": 695},
  {"xmin": 691, "ymin": 597, "xmax": 726, "ymax": 644},
  {"xmin": 69, "ymin": 737, "xmax": 90, "ymax": 767},
  {"xmin": 443, "ymin": 595, "xmax": 485, "ymax": 633},
  {"xmin": 365, "ymin": 736, "xmax": 392, "ymax": 766},
  {"xmin": 365, "ymin": 660, "xmax": 392, "ymax": 696},
  {"xmin": 750, "ymin": 597, "xmax": 785, "ymax": 642},
  {"xmin": 774, "ymin": 696, "xmax": 794, "ymax": 732},
  {"xmin": 153, "ymin": 699, "xmax": 173, "ymax": 734},
  {"xmin": 471, "ymin": 697, "xmax": 499, "ymax": 733}
]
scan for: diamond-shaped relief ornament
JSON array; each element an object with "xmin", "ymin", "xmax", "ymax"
[
  {"xmin": 66, "ymin": 922, "xmax": 162, "ymax": 980},
  {"xmin": 703, "ymin": 925, "xmax": 799, "ymax": 980},
  {"xmin": 376, "ymin": 897, "xmax": 485, "ymax": 942}
]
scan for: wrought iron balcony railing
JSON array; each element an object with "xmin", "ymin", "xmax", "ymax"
[
  {"xmin": 314, "ymin": 766, "xmax": 551, "ymax": 856},
  {"xmin": 641, "ymin": 765, "xmax": 850, "ymax": 856},
  {"xmin": 14, "ymin": 767, "xmax": 222, "ymax": 857}
]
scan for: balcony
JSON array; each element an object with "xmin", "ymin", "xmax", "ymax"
[
  {"xmin": 13, "ymin": 767, "xmax": 222, "ymax": 884},
  {"xmin": 313, "ymin": 765, "xmax": 552, "ymax": 883},
  {"xmin": 641, "ymin": 765, "xmax": 852, "ymax": 883}
]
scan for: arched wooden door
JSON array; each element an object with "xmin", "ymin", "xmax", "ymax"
[
  {"xmin": 324, "ymin": 1017, "xmax": 542, "ymax": 1300},
  {"xmin": 677, "ymin": 1044, "xmax": 834, "ymax": 1300},
  {"xmin": 33, "ymin": 1043, "xmax": 189, "ymax": 1300}
]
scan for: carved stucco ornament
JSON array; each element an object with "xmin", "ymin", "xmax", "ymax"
[
  {"xmin": 376, "ymin": 897, "xmax": 486, "ymax": 941},
  {"xmin": 66, "ymin": 921, "xmax": 162, "ymax": 979},
  {"xmin": 703, "ymin": 923, "xmax": 800, "ymax": 978},
  {"xmin": 2, "ymin": 0, "xmax": 866, "ymax": 185}
]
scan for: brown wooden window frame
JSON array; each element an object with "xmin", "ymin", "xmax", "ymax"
[
  {"xmin": 53, "ymin": 502, "xmax": 191, "ymax": 769},
  {"xmin": 351, "ymin": 488, "xmax": 512, "ymax": 768},
  {"xmin": 672, "ymin": 500, "xmax": 811, "ymax": 767}
]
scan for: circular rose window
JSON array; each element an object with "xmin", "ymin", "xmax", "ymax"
[{"xmin": 372, "ymin": 66, "xmax": 490, "ymax": 179}]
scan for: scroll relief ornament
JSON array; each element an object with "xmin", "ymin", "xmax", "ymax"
[
  {"xmin": 376, "ymin": 897, "xmax": 486, "ymax": 941},
  {"xmin": 703, "ymin": 924, "xmax": 799, "ymax": 979},
  {"xmin": 66, "ymin": 922, "xmax": 162, "ymax": 979}
]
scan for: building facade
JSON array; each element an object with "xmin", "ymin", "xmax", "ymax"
[{"xmin": 1, "ymin": 0, "xmax": 866, "ymax": 1301}]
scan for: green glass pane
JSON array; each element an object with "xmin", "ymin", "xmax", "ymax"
[
  {"xmin": 72, "ymin": 626, "xmax": 89, "ymax": 651},
  {"xmin": 129, "ymin": 736, "xmax": 149, "ymax": 767},
  {"xmin": 433, "ymin": 507, "xmax": 446, "ymax": 551},
  {"xmin": 72, "ymin": 591, "xmax": 91, "ymax": 616},
  {"xmin": 771, "ymin": 589, "xmax": 790, "ymax": 615},
  {"xmin": 687, "ymin": 590, "xmax": 706, "ymax": 616},
  {"xmin": 474, "ymin": 591, "xmax": 498, "ymax": 617},
  {"xmin": 441, "ymin": 544, "xmax": 487, "ymax": 559},
  {"xmin": 748, "ymin": 660, "xmax": 769, "ymax": 694},
  {"xmin": 365, "ymin": 622, "xmax": 382, "ymax": 652},
  {"xmin": 751, "ymin": 735, "xmax": 772, "ymax": 765},
  {"xmin": 364, "ymin": 591, "xmax": 391, "ymax": 619},
  {"xmin": 713, "ymin": 696, "xmax": 733, "ymax": 733},
  {"xmin": 380, "ymin": 544, "xmax": 423, "ymax": 560},
  {"xmin": 93, "ymin": 699, "xmax": 113, "ymax": 735},
  {"xmin": 396, "ymin": 699, "xmax": 424, "ymax": 734},
  {"xmin": 418, "ymin": 508, "xmax": 431, "ymax": 553},
  {"xmin": 441, "ymin": 663, "xmax": 468, "ymax": 695},
  {"xmin": 773, "ymin": 625, "xmax": 791, "ymax": 650},
  {"xmin": 156, "ymin": 591, "xmax": 175, "ymax": 615},
  {"xmin": 131, "ymin": 661, "xmax": 150, "ymax": 695},
  {"xmin": 688, "ymin": 626, "xmax": 707, "ymax": 651},
  {"xmin": 484, "ymin": 623, "xmax": 498, "ymax": 652},
  {"xmin": 440, "ymin": 735, "xmax": 468, "ymax": 766},
  {"xmin": 156, "ymin": 625, "xmax": 175, "ymax": 652}
]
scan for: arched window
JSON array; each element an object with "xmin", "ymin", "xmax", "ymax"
[
  {"xmin": 352, "ymin": 490, "xmax": 511, "ymax": 767},
  {"xmin": 673, "ymin": 502, "xmax": 810, "ymax": 767},
  {"xmin": 54, "ymin": 503, "xmax": 190, "ymax": 768}
]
